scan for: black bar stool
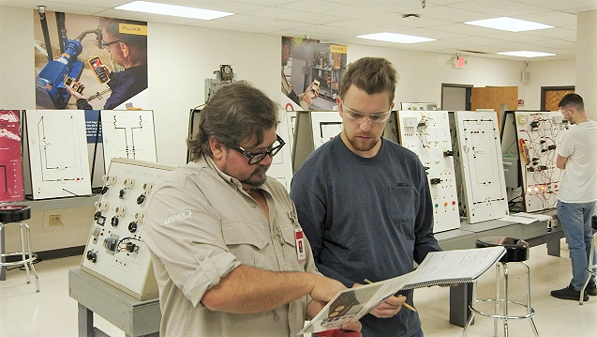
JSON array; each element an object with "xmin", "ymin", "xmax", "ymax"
[
  {"xmin": 463, "ymin": 236, "xmax": 537, "ymax": 337},
  {"xmin": 0, "ymin": 204, "xmax": 39, "ymax": 292}
]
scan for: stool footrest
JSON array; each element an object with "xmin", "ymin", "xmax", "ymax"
[
  {"xmin": 469, "ymin": 299, "xmax": 535, "ymax": 320},
  {"xmin": 0, "ymin": 252, "xmax": 37, "ymax": 267}
]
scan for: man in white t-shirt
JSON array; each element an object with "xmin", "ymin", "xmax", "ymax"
[{"xmin": 551, "ymin": 93, "xmax": 597, "ymax": 301}]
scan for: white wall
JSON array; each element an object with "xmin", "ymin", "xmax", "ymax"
[
  {"xmin": 524, "ymin": 59, "xmax": 576, "ymax": 110},
  {"xmin": 0, "ymin": 5, "xmax": 576, "ymax": 252}
]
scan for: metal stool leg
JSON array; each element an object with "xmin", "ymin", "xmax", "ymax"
[
  {"xmin": 19, "ymin": 223, "xmax": 31, "ymax": 284},
  {"xmin": 463, "ymin": 281, "xmax": 477, "ymax": 337},
  {"xmin": 522, "ymin": 262, "xmax": 539, "ymax": 336},
  {"xmin": 495, "ymin": 263, "xmax": 502, "ymax": 337},
  {"xmin": 502, "ymin": 263, "xmax": 509, "ymax": 337},
  {"xmin": 580, "ymin": 232, "xmax": 597, "ymax": 305},
  {"xmin": 24, "ymin": 223, "xmax": 39, "ymax": 292}
]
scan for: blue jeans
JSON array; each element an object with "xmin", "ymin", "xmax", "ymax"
[{"xmin": 557, "ymin": 201, "xmax": 597, "ymax": 290}]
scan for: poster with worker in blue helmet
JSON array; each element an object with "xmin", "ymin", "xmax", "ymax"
[{"xmin": 34, "ymin": 10, "xmax": 147, "ymax": 111}]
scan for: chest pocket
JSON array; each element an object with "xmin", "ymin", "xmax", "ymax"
[
  {"xmin": 222, "ymin": 222, "xmax": 269, "ymax": 267},
  {"xmin": 278, "ymin": 223, "xmax": 306, "ymax": 271},
  {"xmin": 389, "ymin": 186, "xmax": 417, "ymax": 237}
]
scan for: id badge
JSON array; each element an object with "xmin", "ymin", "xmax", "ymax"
[{"xmin": 295, "ymin": 228, "xmax": 306, "ymax": 262}]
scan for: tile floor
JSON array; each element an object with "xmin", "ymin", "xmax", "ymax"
[{"xmin": 1, "ymin": 239, "xmax": 596, "ymax": 336}]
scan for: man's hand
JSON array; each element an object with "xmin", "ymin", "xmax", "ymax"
[
  {"xmin": 353, "ymin": 283, "xmax": 405, "ymax": 318},
  {"xmin": 310, "ymin": 275, "xmax": 346, "ymax": 303},
  {"xmin": 65, "ymin": 81, "xmax": 85, "ymax": 100},
  {"xmin": 369, "ymin": 295, "xmax": 405, "ymax": 318}
]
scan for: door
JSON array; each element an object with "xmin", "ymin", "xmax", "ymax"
[
  {"xmin": 541, "ymin": 86, "xmax": 575, "ymax": 111},
  {"xmin": 471, "ymin": 86, "xmax": 518, "ymax": 130}
]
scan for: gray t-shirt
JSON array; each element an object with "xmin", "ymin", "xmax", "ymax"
[{"xmin": 291, "ymin": 136, "xmax": 441, "ymax": 337}]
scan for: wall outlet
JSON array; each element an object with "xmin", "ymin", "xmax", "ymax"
[{"xmin": 49, "ymin": 215, "xmax": 62, "ymax": 227}]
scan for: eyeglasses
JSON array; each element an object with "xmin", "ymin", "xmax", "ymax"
[
  {"xmin": 101, "ymin": 39, "xmax": 122, "ymax": 50},
  {"xmin": 228, "ymin": 135, "xmax": 285, "ymax": 165},
  {"xmin": 341, "ymin": 103, "xmax": 391, "ymax": 125}
]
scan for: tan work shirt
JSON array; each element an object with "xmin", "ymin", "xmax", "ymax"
[{"xmin": 143, "ymin": 156, "xmax": 318, "ymax": 337}]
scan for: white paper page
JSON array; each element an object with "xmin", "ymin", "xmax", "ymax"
[
  {"xmin": 499, "ymin": 215, "xmax": 537, "ymax": 225},
  {"xmin": 405, "ymin": 246, "xmax": 505, "ymax": 287}
]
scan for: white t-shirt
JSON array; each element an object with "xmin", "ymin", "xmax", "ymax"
[{"xmin": 557, "ymin": 119, "xmax": 597, "ymax": 203}]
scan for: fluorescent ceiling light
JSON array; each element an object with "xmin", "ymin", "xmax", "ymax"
[
  {"xmin": 497, "ymin": 51, "xmax": 555, "ymax": 58},
  {"xmin": 115, "ymin": 1, "xmax": 234, "ymax": 20},
  {"xmin": 465, "ymin": 17, "xmax": 552, "ymax": 32},
  {"xmin": 357, "ymin": 32, "xmax": 435, "ymax": 44}
]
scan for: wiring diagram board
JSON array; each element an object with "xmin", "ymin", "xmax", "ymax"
[
  {"xmin": 514, "ymin": 111, "xmax": 567, "ymax": 212},
  {"xmin": 81, "ymin": 158, "xmax": 174, "ymax": 300},
  {"xmin": 454, "ymin": 111, "xmax": 508, "ymax": 223},
  {"xmin": 311, "ymin": 111, "xmax": 343, "ymax": 149},
  {"xmin": 25, "ymin": 110, "xmax": 91, "ymax": 199},
  {"xmin": 398, "ymin": 111, "xmax": 459, "ymax": 232},
  {"xmin": 267, "ymin": 110, "xmax": 294, "ymax": 192},
  {"xmin": 100, "ymin": 110, "xmax": 157, "ymax": 172},
  {"xmin": 0, "ymin": 110, "xmax": 24, "ymax": 202}
]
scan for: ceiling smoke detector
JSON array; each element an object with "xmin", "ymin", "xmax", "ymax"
[{"xmin": 402, "ymin": 14, "xmax": 421, "ymax": 20}]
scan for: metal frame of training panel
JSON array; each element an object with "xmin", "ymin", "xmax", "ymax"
[
  {"xmin": 81, "ymin": 158, "xmax": 175, "ymax": 300},
  {"xmin": 100, "ymin": 110, "xmax": 157, "ymax": 172},
  {"xmin": 266, "ymin": 110, "xmax": 294, "ymax": 192},
  {"xmin": 383, "ymin": 111, "xmax": 399, "ymax": 144},
  {"xmin": 25, "ymin": 110, "xmax": 92, "ymax": 199},
  {"xmin": 0, "ymin": 110, "xmax": 24, "ymax": 202},
  {"xmin": 514, "ymin": 111, "xmax": 567, "ymax": 212},
  {"xmin": 398, "ymin": 110, "xmax": 459, "ymax": 232},
  {"xmin": 454, "ymin": 111, "xmax": 508, "ymax": 223}
]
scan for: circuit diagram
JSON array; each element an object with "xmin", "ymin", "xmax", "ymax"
[
  {"xmin": 81, "ymin": 158, "xmax": 174, "ymax": 300},
  {"xmin": 0, "ymin": 110, "xmax": 24, "ymax": 202},
  {"xmin": 100, "ymin": 110, "xmax": 157, "ymax": 171},
  {"xmin": 515, "ymin": 112, "xmax": 567, "ymax": 212},
  {"xmin": 25, "ymin": 110, "xmax": 91, "ymax": 199},
  {"xmin": 398, "ymin": 111, "xmax": 459, "ymax": 232},
  {"xmin": 454, "ymin": 111, "xmax": 508, "ymax": 223}
]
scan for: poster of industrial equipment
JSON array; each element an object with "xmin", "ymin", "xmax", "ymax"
[
  {"xmin": 34, "ymin": 10, "xmax": 148, "ymax": 110},
  {"xmin": 281, "ymin": 36, "xmax": 347, "ymax": 112}
]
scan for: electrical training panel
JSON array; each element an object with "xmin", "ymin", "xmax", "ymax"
[
  {"xmin": 25, "ymin": 110, "xmax": 91, "ymax": 199},
  {"xmin": 454, "ymin": 111, "xmax": 508, "ymax": 223},
  {"xmin": 398, "ymin": 111, "xmax": 459, "ymax": 232},
  {"xmin": 81, "ymin": 158, "xmax": 174, "ymax": 300},
  {"xmin": 100, "ymin": 110, "xmax": 157, "ymax": 172},
  {"xmin": 0, "ymin": 110, "xmax": 24, "ymax": 202},
  {"xmin": 310, "ymin": 111, "xmax": 343, "ymax": 149},
  {"xmin": 400, "ymin": 102, "xmax": 438, "ymax": 111},
  {"xmin": 515, "ymin": 111, "xmax": 567, "ymax": 212}
]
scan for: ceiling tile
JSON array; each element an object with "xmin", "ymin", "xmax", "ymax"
[{"xmin": 448, "ymin": 0, "xmax": 553, "ymax": 16}]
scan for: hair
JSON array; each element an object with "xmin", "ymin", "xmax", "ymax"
[
  {"xmin": 558, "ymin": 93, "xmax": 584, "ymax": 112},
  {"xmin": 187, "ymin": 82, "xmax": 279, "ymax": 161},
  {"xmin": 282, "ymin": 36, "xmax": 294, "ymax": 48},
  {"xmin": 101, "ymin": 18, "xmax": 147, "ymax": 50},
  {"xmin": 339, "ymin": 57, "xmax": 397, "ymax": 104}
]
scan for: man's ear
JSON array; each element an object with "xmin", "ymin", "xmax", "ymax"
[
  {"xmin": 209, "ymin": 137, "xmax": 225, "ymax": 161},
  {"xmin": 120, "ymin": 42, "xmax": 130, "ymax": 58}
]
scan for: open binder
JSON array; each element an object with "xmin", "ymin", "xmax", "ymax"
[{"xmin": 300, "ymin": 246, "xmax": 506, "ymax": 335}]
